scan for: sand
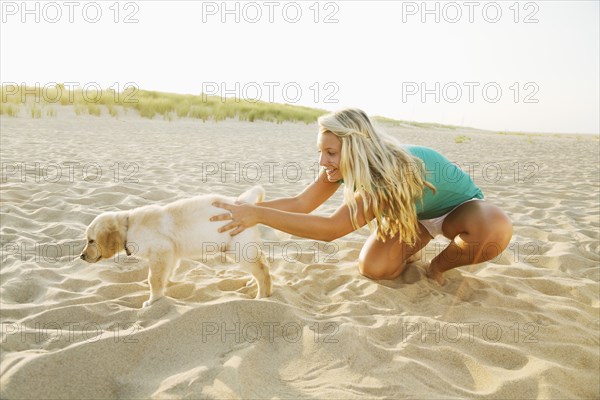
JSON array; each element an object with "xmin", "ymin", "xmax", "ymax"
[{"xmin": 1, "ymin": 108, "xmax": 599, "ymax": 399}]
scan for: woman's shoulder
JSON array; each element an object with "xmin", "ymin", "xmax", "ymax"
[
  {"xmin": 401, "ymin": 144, "xmax": 434, "ymax": 152},
  {"xmin": 399, "ymin": 145, "xmax": 453, "ymax": 168},
  {"xmin": 401, "ymin": 144, "xmax": 438, "ymax": 158}
]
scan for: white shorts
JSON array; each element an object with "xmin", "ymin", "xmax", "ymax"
[{"xmin": 419, "ymin": 198, "xmax": 484, "ymax": 238}]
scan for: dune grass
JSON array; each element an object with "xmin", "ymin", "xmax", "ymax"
[
  {"xmin": 496, "ymin": 131, "xmax": 543, "ymax": 138},
  {"xmin": 46, "ymin": 107, "xmax": 57, "ymax": 117},
  {"xmin": 373, "ymin": 115, "xmax": 462, "ymax": 130},
  {"xmin": 3, "ymin": 84, "xmax": 596, "ymax": 138},
  {"xmin": 454, "ymin": 135, "xmax": 471, "ymax": 143},
  {"xmin": 0, "ymin": 84, "xmax": 327, "ymax": 124},
  {"xmin": 0, "ymin": 102, "xmax": 20, "ymax": 117},
  {"xmin": 28, "ymin": 104, "xmax": 42, "ymax": 119}
]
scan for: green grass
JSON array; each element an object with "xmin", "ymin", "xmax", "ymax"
[
  {"xmin": 0, "ymin": 84, "xmax": 328, "ymax": 124},
  {"xmin": 496, "ymin": 131, "xmax": 542, "ymax": 137},
  {"xmin": 497, "ymin": 130, "xmax": 573, "ymax": 143},
  {"xmin": 106, "ymin": 103, "xmax": 119, "ymax": 118},
  {"xmin": 373, "ymin": 116, "xmax": 461, "ymax": 130},
  {"xmin": 74, "ymin": 104, "xmax": 87, "ymax": 116},
  {"xmin": 87, "ymin": 103, "xmax": 101, "ymax": 116},
  {"xmin": 0, "ymin": 103, "xmax": 19, "ymax": 117},
  {"xmin": 454, "ymin": 135, "xmax": 471, "ymax": 144},
  {"xmin": 29, "ymin": 104, "xmax": 42, "ymax": 119},
  {"xmin": 3, "ymin": 84, "xmax": 598, "ymax": 138}
]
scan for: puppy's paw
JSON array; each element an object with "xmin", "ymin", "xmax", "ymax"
[
  {"xmin": 142, "ymin": 296, "xmax": 161, "ymax": 308},
  {"xmin": 256, "ymin": 283, "xmax": 273, "ymax": 299}
]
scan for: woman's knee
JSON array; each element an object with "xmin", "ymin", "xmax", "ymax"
[
  {"xmin": 487, "ymin": 212, "xmax": 513, "ymax": 248},
  {"xmin": 476, "ymin": 213, "xmax": 513, "ymax": 257},
  {"xmin": 358, "ymin": 257, "xmax": 403, "ymax": 280},
  {"xmin": 358, "ymin": 234, "xmax": 430, "ymax": 280},
  {"xmin": 357, "ymin": 258, "xmax": 375, "ymax": 278}
]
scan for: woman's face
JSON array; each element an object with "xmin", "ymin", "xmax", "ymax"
[{"xmin": 317, "ymin": 131, "xmax": 342, "ymax": 182}]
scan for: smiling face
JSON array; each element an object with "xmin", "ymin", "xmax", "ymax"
[{"xmin": 317, "ymin": 130, "xmax": 343, "ymax": 182}]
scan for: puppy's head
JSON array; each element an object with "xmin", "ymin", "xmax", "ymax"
[{"xmin": 80, "ymin": 212, "xmax": 128, "ymax": 263}]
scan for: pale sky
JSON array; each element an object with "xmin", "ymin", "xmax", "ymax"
[{"xmin": 1, "ymin": 0, "xmax": 598, "ymax": 134}]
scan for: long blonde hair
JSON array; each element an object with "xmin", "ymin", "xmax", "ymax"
[{"xmin": 318, "ymin": 108, "xmax": 436, "ymax": 245}]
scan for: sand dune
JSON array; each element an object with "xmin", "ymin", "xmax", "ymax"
[{"xmin": 1, "ymin": 109, "xmax": 598, "ymax": 399}]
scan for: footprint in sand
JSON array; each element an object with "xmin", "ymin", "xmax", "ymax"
[{"xmin": 165, "ymin": 282, "xmax": 196, "ymax": 300}]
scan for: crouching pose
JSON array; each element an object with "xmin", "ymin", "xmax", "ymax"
[{"xmin": 212, "ymin": 108, "xmax": 512, "ymax": 285}]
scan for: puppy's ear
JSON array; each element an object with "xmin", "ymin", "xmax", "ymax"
[
  {"xmin": 96, "ymin": 218, "xmax": 126, "ymax": 260},
  {"xmin": 109, "ymin": 229, "xmax": 125, "ymax": 257}
]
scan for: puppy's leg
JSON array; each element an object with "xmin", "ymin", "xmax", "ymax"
[
  {"xmin": 239, "ymin": 251, "xmax": 272, "ymax": 299},
  {"xmin": 166, "ymin": 259, "xmax": 180, "ymax": 286},
  {"xmin": 255, "ymin": 252, "xmax": 272, "ymax": 298},
  {"xmin": 232, "ymin": 230, "xmax": 272, "ymax": 299},
  {"xmin": 143, "ymin": 253, "xmax": 176, "ymax": 308}
]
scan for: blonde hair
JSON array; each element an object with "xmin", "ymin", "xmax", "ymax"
[{"xmin": 318, "ymin": 108, "xmax": 436, "ymax": 245}]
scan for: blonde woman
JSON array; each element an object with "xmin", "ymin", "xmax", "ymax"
[{"xmin": 211, "ymin": 108, "xmax": 512, "ymax": 285}]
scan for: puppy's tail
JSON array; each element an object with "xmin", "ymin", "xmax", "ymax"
[{"xmin": 237, "ymin": 185, "xmax": 265, "ymax": 204}]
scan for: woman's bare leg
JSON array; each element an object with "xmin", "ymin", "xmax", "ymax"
[
  {"xmin": 427, "ymin": 200, "xmax": 513, "ymax": 285},
  {"xmin": 358, "ymin": 223, "xmax": 433, "ymax": 280}
]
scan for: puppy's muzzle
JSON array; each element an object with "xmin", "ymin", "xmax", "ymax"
[{"xmin": 80, "ymin": 247, "xmax": 100, "ymax": 263}]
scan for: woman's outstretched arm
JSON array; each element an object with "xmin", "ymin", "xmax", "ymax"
[
  {"xmin": 245, "ymin": 168, "xmax": 341, "ymax": 213},
  {"xmin": 212, "ymin": 192, "xmax": 375, "ymax": 242}
]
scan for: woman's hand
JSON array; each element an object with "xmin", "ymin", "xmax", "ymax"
[{"xmin": 210, "ymin": 201, "xmax": 261, "ymax": 236}]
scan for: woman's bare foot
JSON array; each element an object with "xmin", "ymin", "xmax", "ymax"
[{"xmin": 426, "ymin": 262, "xmax": 446, "ymax": 286}]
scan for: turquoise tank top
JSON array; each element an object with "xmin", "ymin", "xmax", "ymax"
[
  {"xmin": 403, "ymin": 145, "xmax": 484, "ymax": 219},
  {"xmin": 337, "ymin": 145, "xmax": 484, "ymax": 219}
]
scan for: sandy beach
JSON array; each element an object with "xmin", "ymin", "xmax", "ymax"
[{"xmin": 1, "ymin": 108, "xmax": 599, "ymax": 399}]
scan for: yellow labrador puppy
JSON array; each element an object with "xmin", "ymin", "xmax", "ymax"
[{"xmin": 80, "ymin": 186, "xmax": 271, "ymax": 307}]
